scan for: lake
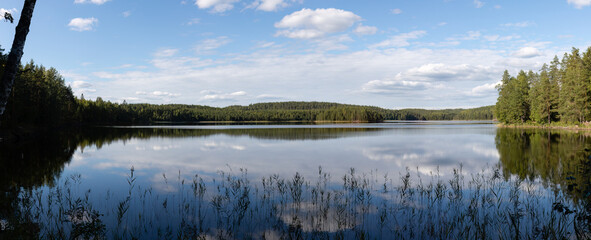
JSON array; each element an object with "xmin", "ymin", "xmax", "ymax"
[{"xmin": 1, "ymin": 121, "xmax": 590, "ymax": 239}]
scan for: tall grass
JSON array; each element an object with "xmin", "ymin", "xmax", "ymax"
[{"xmin": 2, "ymin": 165, "xmax": 589, "ymax": 239}]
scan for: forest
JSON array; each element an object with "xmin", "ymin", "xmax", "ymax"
[
  {"xmin": 495, "ymin": 46, "xmax": 591, "ymax": 125},
  {"xmin": 0, "ymin": 46, "xmax": 493, "ymax": 128}
]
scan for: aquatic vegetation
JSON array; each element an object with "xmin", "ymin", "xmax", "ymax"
[{"xmin": 1, "ymin": 165, "xmax": 588, "ymax": 239}]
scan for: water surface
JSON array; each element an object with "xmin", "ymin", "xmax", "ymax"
[{"xmin": 2, "ymin": 121, "xmax": 591, "ymax": 239}]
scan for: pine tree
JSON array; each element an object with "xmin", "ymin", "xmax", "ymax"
[
  {"xmin": 514, "ymin": 70, "xmax": 531, "ymax": 123},
  {"xmin": 530, "ymin": 64, "xmax": 559, "ymax": 124},
  {"xmin": 495, "ymin": 70, "xmax": 513, "ymax": 123},
  {"xmin": 559, "ymin": 48, "xmax": 587, "ymax": 123}
]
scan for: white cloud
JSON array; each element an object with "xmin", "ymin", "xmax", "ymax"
[
  {"xmin": 353, "ymin": 24, "xmax": 377, "ymax": 36},
  {"xmin": 483, "ymin": 34, "xmax": 520, "ymax": 42},
  {"xmin": 154, "ymin": 48, "xmax": 179, "ymax": 57},
  {"xmin": 66, "ymin": 79, "xmax": 96, "ymax": 96},
  {"xmin": 447, "ymin": 31, "xmax": 481, "ymax": 41},
  {"xmin": 275, "ymin": 8, "xmax": 362, "ymax": 39},
  {"xmin": 72, "ymin": 81, "xmax": 93, "ymax": 88},
  {"xmin": 405, "ymin": 63, "xmax": 495, "ymax": 81},
  {"xmin": 136, "ymin": 91, "xmax": 181, "ymax": 97},
  {"xmin": 122, "ymin": 11, "xmax": 131, "ymax": 17},
  {"xmin": 469, "ymin": 82, "xmax": 500, "ymax": 96},
  {"xmin": 502, "ymin": 21, "xmax": 534, "ymax": 28},
  {"xmin": 568, "ymin": 0, "xmax": 591, "ymax": 8},
  {"xmin": 371, "ymin": 31, "xmax": 426, "ymax": 48},
  {"xmin": 1, "ymin": 8, "xmax": 17, "ymax": 16},
  {"xmin": 61, "ymin": 71, "xmax": 89, "ymax": 82},
  {"xmin": 513, "ymin": 47, "xmax": 542, "ymax": 58},
  {"xmin": 68, "ymin": 17, "xmax": 98, "ymax": 31},
  {"xmin": 391, "ymin": 8, "xmax": 402, "ymax": 14},
  {"xmin": 312, "ymin": 34, "xmax": 353, "ymax": 51},
  {"xmin": 474, "ymin": 0, "xmax": 484, "ymax": 8},
  {"xmin": 249, "ymin": 0, "xmax": 288, "ymax": 11},
  {"xmin": 85, "ymin": 46, "xmax": 548, "ymax": 108},
  {"xmin": 256, "ymin": 94, "xmax": 284, "ymax": 101},
  {"xmin": 361, "ymin": 63, "xmax": 499, "ymax": 95},
  {"xmin": 437, "ymin": 22, "xmax": 447, "ymax": 26},
  {"xmin": 195, "ymin": 0, "xmax": 239, "ymax": 13},
  {"xmin": 74, "ymin": 0, "xmax": 110, "ymax": 5},
  {"xmin": 201, "ymin": 90, "xmax": 247, "ymax": 101},
  {"xmin": 195, "ymin": 36, "xmax": 231, "ymax": 54},
  {"xmin": 362, "ymin": 79, "xmax": 432, "ymax": 94}
]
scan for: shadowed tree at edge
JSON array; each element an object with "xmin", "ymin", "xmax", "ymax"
[{"xmin": 0, "ymin": 0, "xmax": 37, "ymax": 120}]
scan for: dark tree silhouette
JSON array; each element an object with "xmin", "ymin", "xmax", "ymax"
[
  {"xmin": 0, "ymin": 0, "xmax": 37, "ymax": 118},
  {"xmin": 3, "ymin": 12, "xmax": 14, "ymax": 23}
]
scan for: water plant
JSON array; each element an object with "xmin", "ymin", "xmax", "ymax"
[{"xmin": 0, "ymin": 165, "xmax": 588, "ymax": 239}]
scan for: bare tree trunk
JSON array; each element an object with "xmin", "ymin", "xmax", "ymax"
[{"xmin": 0, "ymin": 0, "xmax": 37, "ymax": 117}]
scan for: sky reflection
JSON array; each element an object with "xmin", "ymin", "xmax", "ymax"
[{"xmin": 63, "ymin": 122, "xmax": 498, "ymax": 193}]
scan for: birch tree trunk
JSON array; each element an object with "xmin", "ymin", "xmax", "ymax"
[{"xmin": 0, "ymin": 0, "xmax": 37, "ymax": 117}]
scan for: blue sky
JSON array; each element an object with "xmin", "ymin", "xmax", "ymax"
[{"xmin": 2, "ymin": 0, "xmax": 591, "ymax": 109}]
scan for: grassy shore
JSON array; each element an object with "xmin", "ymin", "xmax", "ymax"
[
  {"xmin": 2, "ymin": 165, "xmax": 590, "ymax": 239},
  {"xmin": 497, "ymin": 122, "xmax": 591, "ymax": 131}
]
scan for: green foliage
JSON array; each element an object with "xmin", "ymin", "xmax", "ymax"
[
  {"xmin": 382, "ymin": 106, "xmax": 494, "ymax": 120},
  {"xmin": 496, "ymin": 46, "xmax": 591, "ymax": 125},
  {"xmin": 497, "ymin": 70, "xmax": 531, "ymax": 124},
  {"xmin": 1, "ymin": 60, "xmax": 76, "ymax": 127}
]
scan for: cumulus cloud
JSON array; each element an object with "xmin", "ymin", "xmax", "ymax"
[
  {"xmin": 68, "ymin": 17, "xmax": 98, "ymax": 31},
  {"xmin": 407, "ymin": 64, "xmax": 479, "ymax": 80},
  {"xmin": 362, "ymin": 79, "xmax": 432, "ymax": 94},
  {"xmin": 371, "ymin": 31, "xmax": 426, "ymax": 48},
  {"xmin": 567, "ymin": 0, "xmax": 591, "ymax": 8},
  {"xmin": 201, "ymin": 90, "xmax": 247, "ymax": 101},
  {"xmin": 513, "ymin": 47, "xmax": 542, "ymax": 58},
  {"xmin": 353, "ymin": 24, "xmax": 377, "ymax": 36},
  {"xmin": 469, "ymin": 82, "xmax": 500, "ymax": 96},
  {"xmin": 404, "ymin": 63, "xmax": 495, "ymax": 82},
  {"xmin": 195, "ymin": 0, "xmax": 240, "ymax": 13},
  {"xmin": 66, "ymin": 79, "xmax": 96, "ymax": 96},
  {"xmin": 249, "ymin": 0, "xmax": 289, "ymax": 11},
  {"xmin": 83, "ymin": 45, "xmax": 545, "ymax": 108},
  {"xmin": 391, "ymin": 8, "xmax": 402, "ymax": 14},
  {"xmin": 72, "ymin": 81, "xmax": 93, "ymax": 88},
  {"xmin": 361, "ymin": 63, "xmax": 499, "ymax": 96},
  {"xmin": 274, "ymin": 8, "xmax": 362, "ymax": 39},
  {"xmin": 74, "ymin": 0, "xmax": 110, "ymax": 4}
]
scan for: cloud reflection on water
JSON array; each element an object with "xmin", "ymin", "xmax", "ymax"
[{"xmin": 63, "ymin": 123, "xmax": 499, "ymax": 193}]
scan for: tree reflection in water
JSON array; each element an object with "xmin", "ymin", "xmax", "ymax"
[{"xmin": 1, "ymin": 126, "xmax": 591, "ymax": 238}]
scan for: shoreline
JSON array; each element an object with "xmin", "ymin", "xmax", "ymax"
[{"xmin": 496, "ymin": 123, "xmax": 591, "ymax": 130}]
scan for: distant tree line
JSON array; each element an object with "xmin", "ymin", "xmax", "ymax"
[
  {"xmin": 382, "ymin": 106, "xmax": 494, "ymax": 121},
  {"xmin": 495, "ymin": 47, "xmax": 591, "ymax": 125},
  {"xmin": 0, "ymin": 47, "xmax": 493, "ymax": 128}
]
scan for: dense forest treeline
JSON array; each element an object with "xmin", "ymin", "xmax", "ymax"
[
  {"xmin": 495, "ymin": 46, "xmax": 591, "ymax": 125},
  {"xmin": 0, "ymin": 47, "xmax": 493, "ymax": 128}
]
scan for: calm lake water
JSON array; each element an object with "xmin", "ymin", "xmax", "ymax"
[{"xmin": 2, "ymin": 121, "xmax": 591, "ymax": 239}]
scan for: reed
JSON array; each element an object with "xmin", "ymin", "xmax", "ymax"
[{"xmin": 1, "ymin": 165, "xmax": 588, "ymax": 239}]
